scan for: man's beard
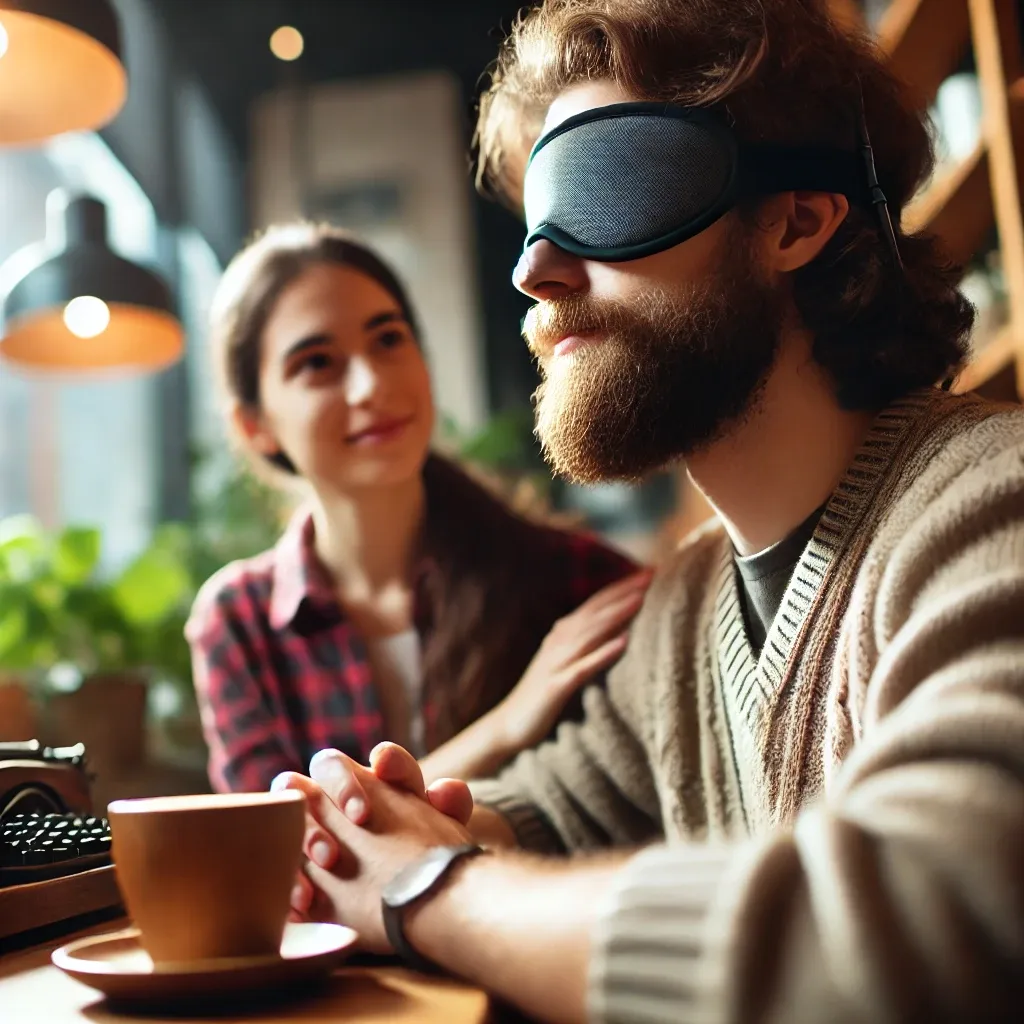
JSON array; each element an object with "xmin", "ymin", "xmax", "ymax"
[{"xmin": 525, "ymin": 230, "xmax": 786, "ymax": 484}]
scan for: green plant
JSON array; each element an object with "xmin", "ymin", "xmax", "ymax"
[
  {"xmin": 0, "ymin": 515, "xmax": 193, "ymax": 688},
  {"xmin": 438, "ymin": 406, "xmax": 554, "ymax": 512},
  {"xmin": 187, "ymin": 463, "xmax": 289, "ymax": 587}
]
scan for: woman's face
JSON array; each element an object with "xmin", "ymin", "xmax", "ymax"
[{"xmin": 241, "ymin": 261, "xmax": 434, "ymax": 492}]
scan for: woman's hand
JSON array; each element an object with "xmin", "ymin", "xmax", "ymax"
[{"xmin": 491, "ymin": 569, "xmax": 652, "ymax": 754}]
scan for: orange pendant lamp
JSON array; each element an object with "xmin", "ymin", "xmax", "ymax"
[
  {"xmin": 0, "ymin": 190, "xmax": 183, "ymax": 372},
  {"xmin": 0, "ymin": 0, "xmax": 126, "ymax": 145}
]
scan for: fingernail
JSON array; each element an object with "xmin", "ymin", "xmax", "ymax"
[
  {"xmin": 344, "ymin": 796, "xmax": 366, "ymax": 821},
  {"xmin": 311, "ymin": 752, "xmax": 350, "ymax": 786},
  {"xmin": 270, "ymin": 773, "xmax": 289, "ymax": 791},
  {"xmin": 291, "ymin": 884, "xmax": 306, "ymax": 908},
  {"xmin": 309, "ymin": 749, "xmax": 341, "ymax": 774},
  {"xmin": 311, "ymin": 840, "xmax": 333, "ymax": 867}
]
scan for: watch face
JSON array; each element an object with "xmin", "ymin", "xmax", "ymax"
[{"xmin": 383, "ymin": 845, "xmax": 478, "ymax": 909}]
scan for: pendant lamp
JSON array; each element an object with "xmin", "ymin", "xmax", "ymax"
[
  {"xmin": 0, "ymin": 0, "xmax": 126, "ymax": 145},
  {"xmin": 0, "ymin": 190, "xmax": 183, "ymax": 372}
]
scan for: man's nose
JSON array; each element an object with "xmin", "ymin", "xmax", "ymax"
[{"xmin": 512, "ymin": 239, "xmax": 588, "ymax": 300}]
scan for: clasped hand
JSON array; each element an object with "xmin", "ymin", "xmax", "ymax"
[{"xmin": 271, "ymin": 743, "xmax": 474, "ymax": 952}]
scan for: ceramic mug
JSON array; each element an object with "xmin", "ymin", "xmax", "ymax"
[{"xmin": 107, "ymin": 791, "xmax": 305, "ymax": 964}]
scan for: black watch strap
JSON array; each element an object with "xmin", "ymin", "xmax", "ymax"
[{"xmin": 381, "ymin": 843, "xmax": 485, "ymax": 973}]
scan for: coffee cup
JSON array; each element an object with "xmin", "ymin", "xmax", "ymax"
[{"xmin": 107, "ymin": 791, "xmax": 305, "ymax": 964}]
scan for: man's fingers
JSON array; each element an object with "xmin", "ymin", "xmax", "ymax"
[
  {"xmin": 369, "ymin": 742, "xmax": 426, "ymax": 799},
  {"xmin": 300, "ymin": 862, "xmax": 345, "ymax": 925},
  {"xmin": 426, "ymin": 778, "xmax": 474, "ymax": 825},
  {"xmin": 309, "ymin": 748, "xmax": 371, "ymax": 824},
  {"xmin": 270, "ymin": 770, "xmax": 317, "ymax": 795},
  {"xmin": 290, "ymin": 871, "xmax": 314, "ymax": 915},
  {"xmin": 271, "ymin": 770, "xmax": 362, "ymax": 872},
  {"xmin": 303, "ymin": 821, "xmax": 340, "ymax": 869}
]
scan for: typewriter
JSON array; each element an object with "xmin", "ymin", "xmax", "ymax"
[{"xmin": 0, "ymin": 741, "xmax": 122, "ymax": 948}]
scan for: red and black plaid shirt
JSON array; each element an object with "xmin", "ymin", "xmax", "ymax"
[{"xmin": 186, "ymin": 508, "xmax": 635, "ymax": 792}]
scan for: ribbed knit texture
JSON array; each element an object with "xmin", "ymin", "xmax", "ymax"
[{"xmin": 470, "ymin": 389, "xmax": 1024, "ymax": 1023}]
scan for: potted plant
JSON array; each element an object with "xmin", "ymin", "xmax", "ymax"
[{"xmin": 0, "ymin": 515, "xmax": 192, "ymax": 773}]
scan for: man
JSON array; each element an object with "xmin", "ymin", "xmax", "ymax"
[{"xmin": 274, "ymin": 2, "xmax": 1024, "ymax": 1021}]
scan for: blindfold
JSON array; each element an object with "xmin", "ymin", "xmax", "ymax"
[{"xmin": 523, "ymin": 102, "xmax": 885, "ymax": 263}]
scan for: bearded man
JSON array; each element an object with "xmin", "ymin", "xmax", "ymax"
[{"xmin": 273, "ymin": 3, "xmax": 1024, "ymax": 1022}]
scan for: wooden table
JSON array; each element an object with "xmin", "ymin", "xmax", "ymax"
[{"xmin": 0, "ymin": 920, "xmax": 493, "ymax": 1024}]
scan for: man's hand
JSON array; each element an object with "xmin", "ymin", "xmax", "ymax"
[
  {"xmin": 275, "ymin": 760, "xmax": 473, "ymax": 951},
  {"xmin": 273, "ymin": 744, "xmax": 471, "ymax": 862},
  {"xmin": 273, "ymin": 746, "xmax": 514, "ymax": 921},
  {"xmin": 273, "ymin": 746, "xmax": 605, "ymax": 1023}
]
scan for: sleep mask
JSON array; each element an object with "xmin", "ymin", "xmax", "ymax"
[{"xmin": 522, "ymin": 101, "xmax": 899, "ymax": 264}]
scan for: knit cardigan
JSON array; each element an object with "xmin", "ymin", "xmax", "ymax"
[{"xmin": 471, "ymin": 388, "xmax": 1024, "ymax": 1023}]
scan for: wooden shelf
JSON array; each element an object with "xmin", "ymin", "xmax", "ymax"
[
  {"xmin": 903, "ymin": 141, "xmax": 991, "ymax": 264},
  {"xmin": 900, "ymin": 76, "xmax": 1024, "ymax": 267},
  {"xmin": 970, "ymin": 0, "xmax": 1024, "ymax": 395},
  {"xmin": 955, "ymin": 324, "xmax": 1015, "ymax": 390},
  {"xmin": 878, "ymin": 0, "xmax": 972, "ymax": 108}
]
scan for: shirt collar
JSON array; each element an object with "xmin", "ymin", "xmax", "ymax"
[
  {"xmin": 269, "ymin": 507, "xmax": 338, "ymax": 630},
  {"xmin": 269, "ymin": 505, "xmax": 442, "ymax": 633}
]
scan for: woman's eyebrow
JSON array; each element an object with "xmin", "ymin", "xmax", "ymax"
[
  {"xmin": 362, "ymin": 311, "xmax": 404, "ymax": 331},
  {"xmin": 281, "ymin": 332, "xmax": 330, "ymax": 364}
]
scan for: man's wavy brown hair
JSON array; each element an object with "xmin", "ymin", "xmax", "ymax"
[{"xmin": 475, "ymin": 0, "xmax": 975, "ymax": 410}]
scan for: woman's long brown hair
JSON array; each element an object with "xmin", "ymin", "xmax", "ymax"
[{"xmin": 209, "ymin": 223, "xmax": 582, "ymax": 742}]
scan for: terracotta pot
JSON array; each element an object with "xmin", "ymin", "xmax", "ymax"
[
  {"xmin": 43, "ymin": 672, "xmax": 148, "ymax": 774},
  {"xmin": 0, "ymin": 678, "xmax": 38, "ymax": 741}
]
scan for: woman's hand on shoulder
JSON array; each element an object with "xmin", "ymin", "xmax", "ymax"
[{"xmin": 493, "ymin": 569, "xmax": 653, "ymax": 755}]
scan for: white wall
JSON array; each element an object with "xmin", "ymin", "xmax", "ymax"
[{"xmin": 250, "ymin": 70, "xmax": 487, "ymax": 433}]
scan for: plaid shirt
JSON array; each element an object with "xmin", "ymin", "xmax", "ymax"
[{"xmin": 187, "ymin": 508, "xmax": 636, "ymax": 793}]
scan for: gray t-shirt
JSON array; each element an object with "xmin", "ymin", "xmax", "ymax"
[{"xmin": 734, "ymin": 503, "xmax": 827, "ymax": 654}]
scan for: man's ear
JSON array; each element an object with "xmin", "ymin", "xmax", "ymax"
[
  {"xmin": 755, "ymin": 191, "xmax": 850, "ymax": 273},
  {"xmin": 231, "ymin": 402, "xmax": 280, "ymax": 458}
]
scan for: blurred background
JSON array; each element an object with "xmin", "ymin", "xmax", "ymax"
[{"xmin": 0, "ymin": 0, "xmax": 1021, "ymax": 802}]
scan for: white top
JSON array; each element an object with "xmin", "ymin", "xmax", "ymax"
[{"xmin": 364, "ymin": 628, "xmax": 425, "ymax": 757}]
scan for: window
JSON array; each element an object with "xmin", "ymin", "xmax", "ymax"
[{"xmin": 0, "ymin": 133, "xmax": 162, "ymax": 572}]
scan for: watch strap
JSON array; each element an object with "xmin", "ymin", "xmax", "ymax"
[{"xmin": 381, "ymin": 843, "xmax": 485, "ymax": 973}]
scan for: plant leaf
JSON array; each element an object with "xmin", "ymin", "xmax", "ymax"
[
  {"xmin": 0, "ymin": 603, "xmax": 27, "ymax": 661},
  {"xmin": 459, "ymin": 408, "xmax": 535, "ymax": 468},
  {"xmin": 0, "ymin": 515, "xmax": 48, "ymax": 582},
  {"xmin": 53, "ymin": 526, "xmax": 101, "ymax": 584},
  {"xmin": 111, "ymin": 548, "xmax": 191, "ymax": 627},
  {"xmin": 30, "ymin": 579, "xmax": 65, "ymax": 611}
]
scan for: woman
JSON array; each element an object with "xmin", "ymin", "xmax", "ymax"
[{"xmin": 186, "ymin": 223, "xmax": 649, "ymax": 792}]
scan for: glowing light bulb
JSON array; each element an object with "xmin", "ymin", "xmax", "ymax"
[
  {"xmin": 63, "ymin": 296, "xmax": 110, "ymax": 338},
  {"xmin": 270, "ymin": 25, "xmax": 303, "ymax": 62},
  {"xmin": 0, "ymin": 21, "xmax": 9, "ymax": 60}
]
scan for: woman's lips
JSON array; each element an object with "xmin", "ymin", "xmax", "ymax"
[{"xmin": 345, "ymin": 414, "xmax": 415, "ymax": 445}]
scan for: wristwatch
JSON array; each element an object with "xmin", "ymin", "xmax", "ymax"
[{"xmin": 381, "ymin": 843, "xmax": 486, "ymax": 973}]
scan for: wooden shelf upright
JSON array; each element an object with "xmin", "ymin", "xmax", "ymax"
[{"xmin": 874, "ymin": 0, "xmax": 1024, "ymax": 398}]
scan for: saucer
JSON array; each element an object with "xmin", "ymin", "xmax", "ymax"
[{"xmin": 51, "ymin": 921, "xmax": 358, "ymax": 1007}]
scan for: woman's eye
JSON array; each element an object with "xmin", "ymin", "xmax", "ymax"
[
  {"xmin": 376, "ymin": 329, "xmax": 406, "ymax": 350},
  {"xmin": 300, "ymin": 351, "xmax": 332, "ymax": 372}
]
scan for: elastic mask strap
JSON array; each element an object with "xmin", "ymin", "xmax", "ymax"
[
  {"xmin": 858, "ymin": 89, "xmax": 904, "ymax": 270},
  {"xmin": 739, "ymin": 145, "xmax": 868, "ymax": 202}
]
